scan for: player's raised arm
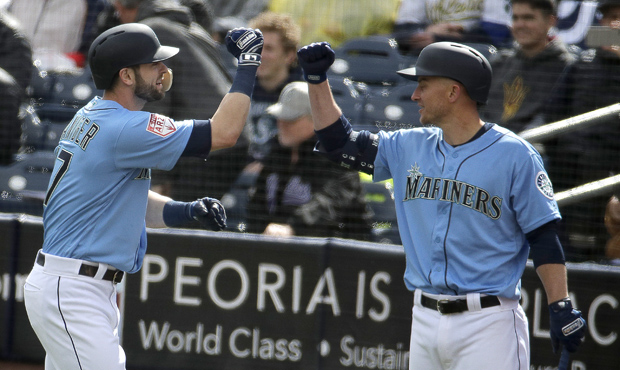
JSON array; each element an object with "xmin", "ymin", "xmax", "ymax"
[
  {"xmin": 210, "ymin": 28, "xmax": 264, "ymax": 151},
  {"xmin": 297, "ymin": 42, "xmax": 342, "ymax": 130},
  {"xmin": 297, "ymin": 42, "xmax": 378, "ymax": 175}
]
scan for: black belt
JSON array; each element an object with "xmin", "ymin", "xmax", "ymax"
[
  {"xmin": 36, "ymin": 253, "xmax": 124, "ymax": 284},
  {"xmin": 420, "ymin": 294, "xmax": 500, "ymax": 315}
]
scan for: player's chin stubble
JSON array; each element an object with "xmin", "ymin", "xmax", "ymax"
[{"xmin": 134, "ymin": 73, "xmax": 165, "ymax": 102}]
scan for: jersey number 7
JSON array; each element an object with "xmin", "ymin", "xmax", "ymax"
[{"xmin": 44, "ymin": 149, "xmax": 73, "ymax": 207}]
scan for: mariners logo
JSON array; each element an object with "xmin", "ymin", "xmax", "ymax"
[
  {"xmin": 536, "ymin": 171, "xmax": 554, "ymax": 199},
  {"xmin": 403, "ymin": 163, "xmax": 503, "ymax": 220}
]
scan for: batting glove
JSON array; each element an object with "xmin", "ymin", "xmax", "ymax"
[
  {"xmin": 191, "ymin": 197, "xmax": 227, "ymax": 231},
  {"xmin": 225, "ymin": 27, "xmax": 263, "ymax": 67},
  {"xmin": 549, "ymin": 298, "xmax": 586, "ymax": 353},
  {"xmin": 297, "ymin": 42, "xmax": 336, "ymax": 84}
]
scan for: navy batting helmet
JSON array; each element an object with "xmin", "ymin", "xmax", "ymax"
[
  {"xmin": 88, "ymin": 23, "xmax": 179, "ymax": 90},
  {"xmin": 397, "ymin": 42, "xmax": 492, "ymax": 104}
]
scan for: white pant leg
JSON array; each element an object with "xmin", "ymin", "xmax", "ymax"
[
  {"xmin": 44, "ymin": 355, "xmax": 58, "ymax": 370},
  {"xmin": 24, "ymin": 265, "xmax": 126, "ymax": 370},
  {"xmin": 447, "ymin": 304, "xmax": 530, "ymax": 370},
  {"xmin": 409, "ymin": 292, "xmax": 529, "ymax": 370},
  {"xmin": 409, "ymin": 304, "xmax": 444, "ymax": 369}
]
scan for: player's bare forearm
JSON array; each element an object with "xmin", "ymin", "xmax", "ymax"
[
  {"xmin": 308, "ymin": 81, "xmax": 342, "ymax": 131},
  {"xmin": 210, "ymin": 92, "xmax": 251, "ymax": 151},
  {"xmin": 536, "ymin": 263, "xmax": 569, "ymax": 303},
  {"xmin": 146, "ymin": 190, "xmax": 172, "ymax": 228}
]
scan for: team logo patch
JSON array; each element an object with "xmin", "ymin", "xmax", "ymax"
[
  {"xmin": 146, "ymin": 114, "xmax": 176, "ymax": 137},
  {"xmin": 536, "ymin": 171, "xmax": 554, "ymax": 199}
]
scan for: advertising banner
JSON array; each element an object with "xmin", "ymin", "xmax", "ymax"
[
  {"xmin": 0, "ymin": 215, "xmax": 619, "ymax": 369},
  {"xmin": 121, "ymin": 230, "xmax": 412, "ymax": 370}
]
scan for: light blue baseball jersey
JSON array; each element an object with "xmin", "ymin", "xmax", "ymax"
[
  {"xmin": 42, "ymin": 97, "xmax": 194, "ymax": 272},
  {"xmin": 373, "ymin": 124, "xmax": 560, "ymax": 300}
]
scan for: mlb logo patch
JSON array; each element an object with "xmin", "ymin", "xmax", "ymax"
[{"xmin": 147, "ymin": 114, "xmax": 177, "ymax": 137}]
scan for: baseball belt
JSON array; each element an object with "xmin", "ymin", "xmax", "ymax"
[
  {"xmin": 36, "ymin": 253, "xmax": 124, "ymax": 284},
  {"xmin": 420, "ymin": 294, "xmax": 500, "ymax": 315}
]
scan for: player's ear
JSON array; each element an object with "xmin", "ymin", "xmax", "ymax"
[
  {"xmin": 447, "ymin": 83, "xmax": 462, "ymax": 103},
  {"xmin": 118, "ymin": 67, "xmax": 136, "ymax": 87}
]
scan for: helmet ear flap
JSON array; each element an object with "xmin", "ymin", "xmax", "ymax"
[{"xmin": 161, "ymin": 68, "xmax": 173, "ymax": 92}]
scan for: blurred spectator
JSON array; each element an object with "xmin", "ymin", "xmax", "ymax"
[
  {"xmin": 246, "ymin": 82, "xmax": 373, "ymax": 240},
  {"xmin": 0, "ymin": 9, "xmax": 32, "ymax": 165},
  {"xmin": 555, "ymin": 0, "xmax": 599, "ymax": 48},
  {"xmin": 111, "ymin": 0, "xmax": 237, "ymax": 201},
  {"xmin": 554, "ymin": 0, "xmax": 620, "ymax": 261},
  {"xmin": 480, "ymin": 0, "xmax": 513, "ymax": 48},
  {"xmin": 78, "ymin": 0, "xmax": 109, "ymax": 63},
  {"xmin": 480, "ymin": 0, "xmax": 577, "ymax": 134},
  {"xmin": 7, "ymin": 0, "xmax": 87, "ymax": 70},
  {"xmin": 180, "ymin": 0, "xmax": 215, "ymax": 33},
  {"xmin": 0, "ymin": 68, "xmax": 22, "ymax": 165},
  {"xmin": 571, "ymin": 0, "xmax": 620, "ymax": 116},
  {"xmin": 246, "ymin": 11, "xmax": 303, "ymax": 162},
  {"xmin": 393, "ymin": 0, "xmax": 513, "ymax": 54},
  {"xmin": 0, "ymin": 8, "xmax": 32, "ymax": 93},
  {"xmin": 210, "ymin": 0, "xmax": 269, "ymax": 42},
  {"xmin": 268, "ymin": 0, "xmax": 400, "ymax": 48}
]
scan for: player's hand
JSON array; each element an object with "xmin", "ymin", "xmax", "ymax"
[
  {"xmin": 297, "ymin": 42, "xmax": 336, "ymax": 84},
  {"xmin": 191, "ymin": 197, "xmax": 227, "ymax": 231},
  {"xmin": 225, "ymin": 27, "xmax": 263, "ymax": 67},
  {"xmin": 548, "ymin": 298, "xmax": 586, "ymax": 353}
]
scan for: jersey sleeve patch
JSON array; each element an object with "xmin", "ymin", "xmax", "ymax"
[
  {"xmin": 536, "ymin": 171, "xmax": 555, "ymax": 199},
  {"xmin": 146, "ymin": 113, "xmax": 177, "ymax": 137}
]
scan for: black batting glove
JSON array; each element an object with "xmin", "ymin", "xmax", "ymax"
[
  {"xmin": 297, "ymin": 42, "xmax": 336, "ymax": 84},
  {"xmin": 191, "ymin": 197, "xmax": 227, "ymax": 231},
  {"xmin": 549, "ymin": 298, "xmax": 586, "ymax": 354},
  {"xmin": 225, "ymin": 27, "xmax": 263, "ymax": 67}
]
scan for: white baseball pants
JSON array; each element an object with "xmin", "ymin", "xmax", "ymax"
[
  {"xmin": 409, "ymin": 290, "xmax": 530, "ymax": 370},
  {"xmin": 23, "ymin": 251, "xmax": 126, "ymax": 370}
]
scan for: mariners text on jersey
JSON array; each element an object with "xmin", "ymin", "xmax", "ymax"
[
  {"xmin": 403, "ymin": 163, "xmax": 503, "ymax": 220},
  {"xmin": 60, "ymin": 114, "xmax": 100, "ymax": 150}
]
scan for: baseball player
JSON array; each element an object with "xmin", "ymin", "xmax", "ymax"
[
  {"xmin": 296, "ymin": 41, "xmax": 586, "ymax": 369},
  {"xmin": 23, "ymin": 23, "xmax": 263, "ymax": 370}
]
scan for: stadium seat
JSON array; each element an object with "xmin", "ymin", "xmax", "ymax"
[
  {"xmin": 24, "ymin": 65, "xmax": 100, "ymax": 151},
  {"xmin": 328, "ymin": 75, "xmax": 365, "ymax": 124},
  {"xmin": 357, "ymin": 82, "xmax": 421, "ymax": 133},
  {"xmin": 329, "ymin": 36, "xmax": 409, "ymax": 86},
  {"xmin": 0, "ymin": 151, "xmax": 55, "ymax": 216},
  {"xmin": 31, "ymin": 66, "xmax": 101, "ymax": 122}
]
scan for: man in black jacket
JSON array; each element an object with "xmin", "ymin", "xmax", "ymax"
[
  {"xmin": 246, "ymin": 81, "xmax": 373, "ymax": 240},
  {"xmin": 480, "ymin": 0, "xmax": 577, "ymax": 133}
]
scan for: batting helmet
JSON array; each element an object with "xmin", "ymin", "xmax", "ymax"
[
  {"xmin": 397, "ymin": 42, "xmax": 492, "ymax": 104},
  {"xmin": 88, "ymin": 23, "xmax": 179, "ymax": 90}
]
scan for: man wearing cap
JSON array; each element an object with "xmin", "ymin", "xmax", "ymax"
[
  {"xmin": 23, "ymin": 23, "xmax": 263, "ymax": 370},
  {"xmin": 296, "ymin": 39, "xmax": 586, "ymax": 369},
  {"xmin": 245, "ymin": 81, "xmax": 372, "ymax": 240}
]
